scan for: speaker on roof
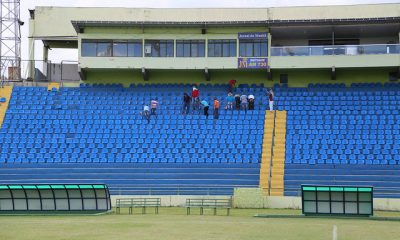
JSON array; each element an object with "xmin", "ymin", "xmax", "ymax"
[
  {"xmin": 280, "ymin": 74, "xmax": 288, "ymax": 84},
  {"xmin": 142, "ymin": 67, "xmax": 149, "ymax": 81},
  {"xmin": 267, "ymin": 69, "xmax": 272, "ymax": 81},
  {"xmin": 204, "ymin": 68, "xmax": 211, "ymax": 81},
  {"xmin": 78, "ymin": 66, "xmax": 86, "ymax": 81},
  {"xmin": 201, "ymin": 28, "xmax": 206, "ymax": 34},
  {"xmin": 397, "ymin": 67, "xmax": 400, "ymax": 79},
  {"xmin": 331, "ymin": 66, "xmax": 336, "ymax": 80}
]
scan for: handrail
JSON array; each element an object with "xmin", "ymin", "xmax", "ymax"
[
  {"xmin": 270, "ymin": 43, "xmax": 400, "ymax": 49},
  {"xmin": 267, "ymin": 110, "xmax": 277, "ymax": 196},
  {"xmin": 270, "ymin": 43, "xmax": 400, "ymax": 56}
]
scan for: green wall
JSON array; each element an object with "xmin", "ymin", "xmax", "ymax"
[
  {"xmin": 271, "ymin": 67, "xmax": 396, "ymax": 87},
  {"xmin": 84, "ymin": 67, "xmax": 397, "ymax": 87},
  {"xmin": 84, "ymin": 69, "xmax": 273, "ymax": 87}
]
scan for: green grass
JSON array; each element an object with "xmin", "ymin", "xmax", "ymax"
[{"xmin": 0, "ymin": 208, "xmax": 400, "ymax": 240}]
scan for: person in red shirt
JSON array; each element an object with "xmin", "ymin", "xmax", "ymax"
[
  {"xmin": 213, "ymin": 97, "xmax": 220, "ymax": 120},
  {"xmin": 228, "ymin": 79, "xmax": 237, "ymax": 93},
  {"xmin": 192, "ymin": 86, "xmax": 200, "ymax": 110}
]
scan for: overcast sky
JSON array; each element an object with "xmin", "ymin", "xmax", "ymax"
[{"xmin": 20, "ymin": 0, "xmax": 400, "ymax": 63}]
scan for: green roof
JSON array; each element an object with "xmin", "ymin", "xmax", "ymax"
[
  {"xmin": 302, "ymin": 186, "xmax": 373, "ymax": 192},
  {"xmin": 0, "ymin": 184, "xmax": 107, "ymax": 190}
]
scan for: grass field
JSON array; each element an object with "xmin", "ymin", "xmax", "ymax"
[{"xmin": 1, "ymin": 208, "xmax": 400, "ymax": 240}]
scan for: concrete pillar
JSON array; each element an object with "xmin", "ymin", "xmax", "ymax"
[
  {"xmin": 268, "ymin": 31, "xmax": 272, "ymax": 59},
  {"xmin": 43, "ymin": 45, "xmax": 49, "ymax": 62},
  {"xmin": 267, "ymin": 31, "xmax": 272, "ymax": 81},
  {"xmin": 28, "ymin": 19, "xmax": 35, "ymax": 80}
]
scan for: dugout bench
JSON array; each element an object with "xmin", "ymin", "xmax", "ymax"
[
  {"xmin": 115, "ymin": 197, "xmax": 161, "ymax": 214},
  {"xmin": 186, "ymin": 198, "xmax": 232, "ymax": 216}
]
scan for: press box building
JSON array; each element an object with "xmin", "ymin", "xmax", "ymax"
[{"xmin": 28, "ymin": 4, "xmax": 400, "ymax": 86}]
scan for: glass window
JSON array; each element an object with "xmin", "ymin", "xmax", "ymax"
[
  {"xmin": 81, "ymin": 40, "xmax": 97, "ymax": 57},
  {"xmin": 208, "ymin": 40, "xmax": 236, "ymax": 57},
  {"xmin": 82, "ymin": 39, "xmax": 143, "ymax": 57},
  {"xmin": 176, "ymin": 43, "xmax": 184, "ymax": 57},
  {"xmin": 222, "ymin": 40, "xmax": 230, "ymax": 57},
  {"xmin": 176, "ymin": 40, "xmax": 205, "ymax": 57},
  {"xmin": 97, "ymin": 41, "xmax": 112, "ymax": 57},
  {"xmin": 183, "ymin": 43, "xmax": 190, "ymax": 57},
  {"xmin": 214, "ymin": 42, "xmax": 222, "ymax": 57},
  {"xmin": 239, "ymin": 39, "xmax": 268, "ymax": 57},
  {"xmin": 144, "ymin": 40, "xmax": 174, "ymax": 57},
  {"xmin": 199, "ymin": 42, "xmax": 205, "ymax": 57},
  {"xmin": 230, "ymin": 42, "xmax": 236, "ymax": 56},
  {"xmin": 191, "ymin": 43, "xmax": 198, "ymax": 57},
  {"xmin": 113, "ymin": 41, "xmax": 128, "ymax": 57},
  {"xmin": 128, "ymin": 41, "xmax": 142, "ymax": 57}
]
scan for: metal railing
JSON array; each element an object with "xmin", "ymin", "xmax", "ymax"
[
  {"xmin": 1, "ymin": 60, "xmax": 80, "ymax": 83},
  {"xmin": 271, "ymin": 43, "xmax": 400, "ymax": 57},
  {"xmin": 110, "ymin": 185, "xmax": 257, "ymax": 196},
  {"xmin": 267, "ymin": 110, "xmax": 277, "ymax": 196},
  {"xmin": 18, "ymin": 60, "xmax": 51, "ymax": 82},
  {"xmin": 1, "ymin": 58, "xmax": 21, "ymax": 87}
]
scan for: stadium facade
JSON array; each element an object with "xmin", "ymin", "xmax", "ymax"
[
  {"xmin": 0, "ymin": 4, "xmax": 397, "ymax": 209},
  {"xmin": 28, "ymin": 4, "xmax": 400, "ymax": 86}
]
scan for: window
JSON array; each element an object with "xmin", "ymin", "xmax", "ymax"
[
  {"xmin": 208, "ymin": 40, "xmax": 236, "ymax": 57},
  {"xmin": 82, "ymin": 39, "xmax": 142, "ymax": 57},
  {"xmin": 176, "ymin": 40, "xmax": 205, "ymax": 57},
  {"xmin": 96, "ymin": 41, "xmax": 113, "ymax": 57},
  {"xmin": 81, "ymin": 40, "xmax": 97, "ymax": 57},
  {"xmin": 113, "ymin": 41, "xmax": 128, "ymax": 57},
  {"xmin": 144, "ymin": 40, "xmax": 174, "ymax": 57},
  {"xmin": 128, "ymin": 41, "xmax": 143, "ymax": 57},
  {"xmin": 239, "ymin": 39, "xmax": 268, "ymax": 57}
]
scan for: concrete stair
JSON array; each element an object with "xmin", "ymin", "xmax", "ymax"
[
  {"xmin": 0, "ymin": 86, "xmax": 13, "ymax": 128},
  {"xmin": 259, "ymin": 110, "xmax": 287, "ymax": 196}
]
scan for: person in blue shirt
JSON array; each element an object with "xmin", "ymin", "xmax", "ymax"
[
  {"xmin": 226, "ymin": 92, "xmax": 234, "ymax": 110},
  {"xmin": 201, "ymin": 100, "xmax": 209, "ymax": 118}
]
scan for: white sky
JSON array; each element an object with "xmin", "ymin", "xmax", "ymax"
[{"xmin": 21, "ymin": 0, "xmax": 400, "ymax": 63}]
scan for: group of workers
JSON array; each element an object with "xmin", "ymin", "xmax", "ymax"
[{"xmin": 140, "ymin": 80, "xmax": 274, "ymax": 122}]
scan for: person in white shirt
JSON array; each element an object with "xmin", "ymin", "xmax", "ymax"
[
  {"xmin": 248, "ymin": 94, "xmax": 255, "ymax": 110},
  {"xmin": 140, "ymin": 105, "xmax": 150, "ymax": 123},
  {"xmin": 268, "ymin": 89, "xmax": 274, "ymax": 112}
]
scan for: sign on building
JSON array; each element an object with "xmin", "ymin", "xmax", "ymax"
[
  {"xmin": 238, "ymin": 32, "xmax": 268, "ymax": 39},
  {"xmin": 238, "ymin": 58, "xmax": 268, "ymax": 69}
]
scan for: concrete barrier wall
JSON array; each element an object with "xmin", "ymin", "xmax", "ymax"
[
  {"xmin": 110, "ymin": 195, "xmax": 231, "ymax": 207},
  {"xmin": 110, "ymin": 188, "xmax": 400, "ymax": 211},
  {"xmin": 232, "ymin": 188, "xmax": 301, "ymax": 209},
  {"xmin": 232, "ymin": 188, "xmax": 400, "ymax": 211},
  {"xmin": 374, "ymin": 198, "xmax": 400, "ymax": 211}
]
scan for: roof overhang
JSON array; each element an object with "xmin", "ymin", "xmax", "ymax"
[{"xmin": 71, "ymin": 17, "xmax": 400, "ymax": 33}]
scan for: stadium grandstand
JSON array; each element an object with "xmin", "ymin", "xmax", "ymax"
[{"xmin": 1, "ymin": 3, "xmax": 400, "ymax": 208}]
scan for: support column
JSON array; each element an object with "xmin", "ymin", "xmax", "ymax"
[
  {"xmin": 43, "ymin": 45, "xmax": 49, "ymax": 62},
  {"xmin": 267, "ymin": 31, "xmax": 272, "ymax": 81},
  {"xmin": 28, "ymin": 19, "xmax": 35, "ymax": 80}
]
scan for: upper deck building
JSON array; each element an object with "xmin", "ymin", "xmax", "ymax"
[{"xmin": 28, "ymin": 4, "xmax": 400, "ymax": 85}]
